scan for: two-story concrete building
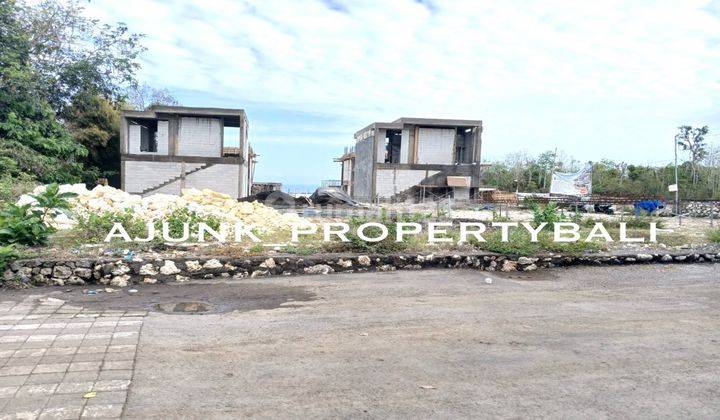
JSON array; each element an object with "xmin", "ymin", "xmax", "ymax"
[
  {"xmin": 337, "ymin": 117, "xmax": 485, "ymax": 202},
  {"xmin": 120, "ymin": 106, "xmax": 254, "ymax": 198}
]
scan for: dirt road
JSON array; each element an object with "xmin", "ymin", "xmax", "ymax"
[{"xmin": 124, "ymin": 265, "xmax": 720, "ymax": 418}]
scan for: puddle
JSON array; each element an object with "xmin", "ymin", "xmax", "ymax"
[
  {"xmin": 155, "ymin": 301, "xmax": 211, "ymax": 314},
  {"xmin": 57, "ymin": 282, "xmax": 317, "ymax": 314}
]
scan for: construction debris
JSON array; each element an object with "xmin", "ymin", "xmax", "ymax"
[{"xmin": 309, "ymin": 187, "xmax": 357, "ymax": 206}]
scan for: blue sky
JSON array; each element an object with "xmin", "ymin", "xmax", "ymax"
[{"xmin": 85, "ymin": 0, "xmax": 720, "ymax": 186}]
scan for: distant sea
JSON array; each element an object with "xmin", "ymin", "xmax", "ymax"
[{"xmin": 282, "ymin": 184, "xmax": 318, "ymax": 194}]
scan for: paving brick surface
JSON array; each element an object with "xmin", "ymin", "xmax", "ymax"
[{"xmin": 0, "ymin": 295, "xmax": 145, "ymax": 419}]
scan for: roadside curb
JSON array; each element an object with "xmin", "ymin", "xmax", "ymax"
[{"xmin": 3, "ymin": 249, "xmax": 719, "ymax": 288}]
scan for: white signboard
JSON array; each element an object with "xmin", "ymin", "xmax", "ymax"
[
  {"xmin": 550, "ymin": 163, "xmax": 593, "ymax": 197},
  {"xmin": 668, "ymin": 184, "xmax": 678, "ymax": 192}
]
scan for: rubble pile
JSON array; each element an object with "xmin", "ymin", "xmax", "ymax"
[{"xmin": 18, "ymin": 184, "xmax": 301, "ymax": 233}]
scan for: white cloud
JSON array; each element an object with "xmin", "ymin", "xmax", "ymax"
[{"xmin": 85, "ymin": 0, "xmax": 720, "ymax": 166}]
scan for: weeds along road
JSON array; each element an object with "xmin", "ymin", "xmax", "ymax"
[{"xmin": 2, "ymin": 264, "xmax": 718, "ymax": 418}]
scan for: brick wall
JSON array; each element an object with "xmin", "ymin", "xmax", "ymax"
[
  {"xmin": 416, "ymin": 128, "xmax": 454, "ymax": 164},
  {"xmin": 177, "ymin": 117, "xmax": 222, "ymax": 157}
]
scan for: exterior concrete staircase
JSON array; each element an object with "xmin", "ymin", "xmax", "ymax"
[{"xmin": 140, "ymin": 163, "xmax": 215, "ymax": 195}]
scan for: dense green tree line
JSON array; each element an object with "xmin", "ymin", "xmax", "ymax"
[
  {"xmin": 483, "ymin": 141, "xmax": 720, "ymax": 199},
  {"xmin": 0, "ymin": 0, "xmax": 176, "ymax": 189}
]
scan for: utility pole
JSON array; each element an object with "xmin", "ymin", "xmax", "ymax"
[{"xmin": 674, "ymin": 133, "xmax": 681, "ymax": 226}]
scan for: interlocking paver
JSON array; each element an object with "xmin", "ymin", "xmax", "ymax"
[
  {"xmin": 0, "ymin": 294, "xmax": 145, "ymax": 419},
  {"xmin": 85, "ymin": 390, "xmax": 126, "ymax": 405},
  {"xmin": 103, "ymin": 352, "xmax": 134, "ymax": 362},
  {"xmin": 0, "ymin": 365, "xmax": 34, "ymax": 376},
  {"xmin": 33, "ymin": 363, "xmax": 69, "ymax": 374},
  {"xmin": 93, "ymin": 380, "xmax": 130, "ymax": 391},
  {"xmin": 55, "ymin": 382, "xmax": 94, "ymax": 394},
  {"xmin": 25, "ymin": 373, "xmax": 65, "ymax": 385},
  {"xmin": 39, "ymin": 406, "xmax": 83, "ymax": 419},
  {"xmin": 72, "ymin": 353, "xmax": 104, "ymax": 363},
  {"xmin": 97, "ymin": 370, "xmax": 132, "ymax": 381},
  {"xmin": 45, "ymin": 347, "xmax": 76, "ymax": 356},
  {"xmin": 101, "ymin": 360, "xmax": 133, "ymax": 371},
  {"xmin": 0, "ymin": 376, "xmax": 28, "ymax": 387},
  {"xmin": 81, "ymin": 403, "xmax": 123, "ymax": 418},
  {"xmin": 13, "ymin": 348, "xmax": 46, "ymax": 358},
  {"xmin": 68, "ymin": 361, "xmax": 101, "ymax": 372},
  {"xmin": 15, "ymin": 383, "xmax": 58, "ymax": 397},
  {"xmin": 0, "ymin": 386, "xmax": 18, "ymax": 398}
]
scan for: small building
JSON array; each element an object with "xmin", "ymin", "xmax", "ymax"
[
  {"xmin": 337, "ymin": 118, "xmax": 485, "ymax": 202},
  {"xmin": 119, "ymin": 106, "xmax": 254, "ymax": 198}
]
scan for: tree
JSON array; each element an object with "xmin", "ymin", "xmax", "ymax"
[
  {"xmin": 64, "ymin": 94, "xmax": 121, "ymax": 185},
  {"xmin": 126, "ymin": 83, "xmax": 179, "ymax": 110},
  {"xmin": 676, "ymin": 125, "xmax": 709, "ymax": 185},
  {"xmin": 536, "ymin": 150, "xmax": 556, "ymax": 188},
  {"xmin": 0, "ymin": 0, "xmax": 92, "ymax": 183},
  {"xmin": 17, "ymin": 0, "xmax": 145, "ymax": 115}
]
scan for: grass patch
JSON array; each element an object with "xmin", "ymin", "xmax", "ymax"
[
  {"xmin": 471, "ymin": 228, "xmax": 603, "ymax": 257},
  {"xmin": 707, "ymin": 229, "xmax": 720, "ymax": 243}
]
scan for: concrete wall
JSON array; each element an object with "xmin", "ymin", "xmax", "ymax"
[
  {"xmin": 177, "ymin": 117, "xmax": 222, "ymax": 157},
  {"xmin": 128, "ymin": 121, "xmax": 169, "ymax": 155},
  {"xmin": 375, "ymin": 169, "xmax": 439, "ymax": 198},
  {"xmin": 352, "ymin": 136, "xmax": 375, "ymax": 201},
  {"xmin": 416, "ymin": 128, "xmax": 454, "ymax": 164},
  {"xmin": 123, "ymin": 161, "xmax": 204, "ymax": 193},
  {"xmin": 342, "ymin": 160, "xmax": 352, "ymax": 182},
  {"xmin": 187, "ymin": 164, "xmax": 239, "ymax": 198},
  {"xmin": 124, "ymin": 161, "xmax": 239, "ymax": 197},
  {"xmin": 400, "ymin": 129, "xmax": 410, "ymax": 164},
  {"xmin": 239, "ymin": 116, "xmax": 249, "ymax": 196},
  {"xmin": 375, "ymin": 129, "xmax": 386, "ymax": 163}
]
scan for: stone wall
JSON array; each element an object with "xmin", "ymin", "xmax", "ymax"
[
  {"xmin": 682, "ymin": 202, "xmax": 719, "ymax": 218},
  {"xmin": 3, "ymin": 250, "xmax": 719, "ymax": 288}
]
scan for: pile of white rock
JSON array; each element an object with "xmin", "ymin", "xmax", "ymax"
[{"xmin": 17, "ymin": 184, "xmax": 301, "ymax": 233}]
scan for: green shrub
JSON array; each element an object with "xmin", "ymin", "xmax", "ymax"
[
  {"xmin": 581, "ymin": 216, "xmax": 664, "ymax": 229},
  {"xmin": 248, "ymin": 243, "xmax": 264, "ymax": 253},
  {"xmin": 155, "ymin": 207, "xmax": 221, "ymax": 239},
  {"xmin": 492, "ymin": 210, "xmax": 511, "ymax": 222},
  {"xmin": 0, "ymin": 245, "xmax": 18, "ymax": 272},
  {"xmin": 473, "ymin": 228, "xmax": 540, "ymax": 256},
  {"xmin": 324, "ymin": 211, "xmax": 424, "ymax": 253},
  {"xmin": 531, "ymin": 202, "xmax": 563, "ymax": 227},
  {"xmin": 471, "ymin": 227, "xmax": 602, "ymax": 256},
  {"xmin": 707, "ymin": 229, "xmax": 720, "ymax": 243},
  {"xmin": 0, "ymin": 184, "xmax": 76, "ymax": 246},
  {"xmin": 0, "ymin": 174, "xmax": 36, "ymax": 206},
  {"xmin": 73, "ymin": 209, "xmax": 147, "ymax": 243},
  {"xmin": 285, "ymin": 244, "xmax": 316, "ymax": 255},
  {"xmin": 624, "ymin": 216, "xmax": 664, "ymax": 229},
  {"xmin": 520, "ymin": 196, "xmax": 538, "ymax": 209}
]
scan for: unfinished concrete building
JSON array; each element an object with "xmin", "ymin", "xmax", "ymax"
[
  {"xmin": 120, "ymin": 106, "xmax": 254, "ymax": 198},
  {"xmin": 337, "ymin": 118, "xmax": 484, "ymax": 202}
]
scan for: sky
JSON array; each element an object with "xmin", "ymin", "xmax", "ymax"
[{"xmin": 83, "ymin": 0, "xmax": 720, "ymax": 187}]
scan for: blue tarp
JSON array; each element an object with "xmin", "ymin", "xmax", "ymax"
[{"xmin": 634, "ymin": 200, "xmax": 664, "ymax": 215}]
